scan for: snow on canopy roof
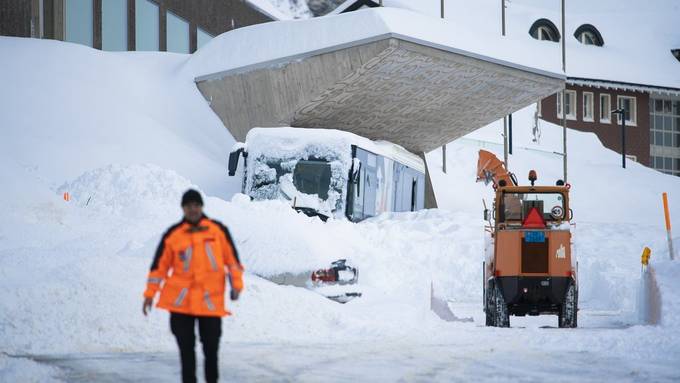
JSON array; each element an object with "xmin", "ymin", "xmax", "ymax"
[
  {"xmin": 245, "ymin": 127, "xmax": 425, "ymax": 173},
  {"xmin": 377, "ymin": 0, "xmax": 680, "ymax": 90},
  {"xmin": 189, "ymin": 7, "xmax": 564, "ymax": 81}
]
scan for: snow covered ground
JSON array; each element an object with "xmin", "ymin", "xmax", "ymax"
[{"xmin": 2, "ymin": 8, "xmax": 680, "ymax": 382}]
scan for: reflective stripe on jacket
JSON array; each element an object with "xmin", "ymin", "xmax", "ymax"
[{"xmin": 143, "ymin": 216, "xmax": 243, "ymax": 317}]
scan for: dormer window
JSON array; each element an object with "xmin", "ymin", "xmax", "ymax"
[
  {"xmin": 529, "ymin": 19, "xmax": 560, "ymax": 42},
  {"xmin": 672, "ymin": 49, "xmax": 680, "ymax": 62},
  {"xmin": 574, "ymin": 24, "xmax": 604, "ymax": 46}
]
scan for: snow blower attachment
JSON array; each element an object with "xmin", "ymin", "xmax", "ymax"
[
  {"xmin": 258, "ymin": 259, "xmax": 361, "ymax": 304},
  {"xmin": 311, "ymin": 259, "xmax": 361, "ymax": 303},
  {"xmin": 478, "ymin": 150, "xmax": 578, "ymax": 328},
  {"xmin": 311, "ymin": 259, "xmax": 358, "ymax": 285}
]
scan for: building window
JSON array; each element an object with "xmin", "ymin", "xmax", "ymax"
[
  {"xmin": 650, "ymin": 98, "xmax": 680, "ymax": 149},
  {"xmin": 616, "ymin": 96, "xmax": 637, "ymax": 126},
  {"xmin": 197, "ymin": 28, "xmax": 214, "ymax": 50},
  {"xmin": 557, "ymin": 90, "xmax": 577, "ymax": 120},
  {"xmin": 583, "ymin": 92, "xmax": 594, "ymax": 122},
  {"xmin": 651, "ymin": 156, "xmax": 680, "ymax": 176},
  {"xmin": 135, "ymin": 0, "xmax": 159, "ymax": 51},
  {"xmin": 574, "ymin": 24, "xmax": 604, "ymax": 46},
  {"xmin": 599, "ymin": 94, "xmax": 611, "ymax": 123},
  {"xmin": 64, "ymin": 0, "xmax": 93, "ymax": 47},
  {"xmin": 166, "ymin": 11, "xmax": 189, "ymax": 53},
  {"xmin": 102, "ymin": 0, "xmax": 127, "ymax": 51},
  {"xmin": 529, "ymin": 19, "xmax": 560, "ymax": 43}
]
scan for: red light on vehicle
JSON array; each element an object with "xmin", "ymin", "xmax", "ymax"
[
  {"xmin": 565, "ymin": 271, "xmax": 573, "ymax": 277},
  {"xmin": 494, "ymin": 270, "xmax": 502, "ymax": 277}
]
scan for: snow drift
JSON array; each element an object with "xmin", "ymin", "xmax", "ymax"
[{"xmin": 1, "ymin": 8, "xmax": 680, "ymax": 379}]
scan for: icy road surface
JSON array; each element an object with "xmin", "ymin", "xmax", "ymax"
[{"xmin": 32, "ymin": 309, "xmax": 680, "ymax": 382}]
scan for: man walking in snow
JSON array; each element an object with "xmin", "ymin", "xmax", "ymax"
[{"xmin": 143, "ymin": 189, "xmax": 243, "ymax": 383}]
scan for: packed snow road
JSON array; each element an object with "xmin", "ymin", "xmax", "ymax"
[{"xmin": 26, "ymin": 309, "xmax": 680, "ymax": 382}]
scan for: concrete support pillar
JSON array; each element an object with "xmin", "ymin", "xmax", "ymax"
[{"xmin": 421, "ymin": 153, "xmax": 439, "ymax": 209}]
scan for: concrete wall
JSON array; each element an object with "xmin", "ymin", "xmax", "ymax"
[{"xmin": 541, "ymin": 85, "xmax": 650, "ymax": 166}]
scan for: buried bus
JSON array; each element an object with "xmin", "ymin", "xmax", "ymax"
[{"xmin": 228, "ymin": 127, "xmax": 426, "ymax": 222}]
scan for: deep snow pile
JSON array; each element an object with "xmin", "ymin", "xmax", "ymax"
[
  {"xmin": 1, "ymin": 19, "xmax": 680, "ymax": 381},
  {"xmin": 0, "ymin": 36, "xmax": 239, "ymax": 200}
]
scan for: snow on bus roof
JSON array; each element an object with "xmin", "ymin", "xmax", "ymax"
[
  {"xmin": 245, "ymin": 127, "xmax": 425, "ymax": 173},
  {"xmin": 189, "ymin": 7, "xmax": 563, "ymax": 82}
]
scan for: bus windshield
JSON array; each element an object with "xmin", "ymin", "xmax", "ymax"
[
  {"xmin": 501, "ymin": 192, "xmax": 566, "ymax": 222},
  {"xmin": 293, "ymin": 160, "xmax": 332, "ymax": 200}
]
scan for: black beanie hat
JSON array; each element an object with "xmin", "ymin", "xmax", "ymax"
[{"xmin": 181, "ymin": 189, "xmax": 203, "ymax": 206}]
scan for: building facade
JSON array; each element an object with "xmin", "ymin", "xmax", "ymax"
[
  {"xmin": 540, "ymin": 80, "xmax": 680, "ymax": 175},
  {"xmin": 0, "ymin": 0, "xmax": 273, "ymax": 53}
]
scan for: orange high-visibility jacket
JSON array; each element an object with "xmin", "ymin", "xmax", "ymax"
[{"xmin": 144, "ymin": 216, "xmax": 243, "ymax": 317}]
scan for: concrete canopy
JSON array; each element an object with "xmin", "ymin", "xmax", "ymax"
[{"xmin": 196, "ymin": 35, "xmax": 563, "ymax": 154}]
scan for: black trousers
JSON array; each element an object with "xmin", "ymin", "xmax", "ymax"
[{"xmin": 170, "ymin": 312, "xmax": 222, "ymax": 383}]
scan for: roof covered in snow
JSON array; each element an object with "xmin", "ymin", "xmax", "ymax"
[
  {"xmin": 375, "ymin": 0, "xmax": 680, "ymax": 90},
  {"xmin": 190, "ymin": 7, "xmax": 564, "ymax": 79}
]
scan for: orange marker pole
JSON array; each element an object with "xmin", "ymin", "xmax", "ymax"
[{"xmin": 662, "ymin": 193, "xmax": 674, "ymax": 260}]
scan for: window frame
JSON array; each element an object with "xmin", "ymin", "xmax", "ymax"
[
  {"xmin": 616, "ymin": 95, "xmax": 637, "ymax": 126},
  {"xmin": 573, "ymin": 24, "xmax": 604, "ymax": 47},
  {"xmin": 599, "ymin": 93, "xmax": 611, "ymax": 123},
  {"xmin": 583, "ymin": 91, "xmax": 594, "ymax": 122},
  {"xmin": 557, "ymin": 90, "xmax": 577, "ymax": 120}
]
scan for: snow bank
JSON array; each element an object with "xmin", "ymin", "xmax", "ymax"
[
  {"xmin": 0, "ymin": 355, "xmax": 62, "ymax": 383},
  {"xmin": 654, "ymin": 259, "xmax": 680, "ymax": 327},
  {"xmin": 56, "ymin": 164, "xmax": 193, "ymax": 219},
  {"xmin": 0, "ymin": 36, "xmax": 238, "ymax": 199},
  {"xmin": 2, "ymin": 29, "xmax": 680, "ymax": 379}
]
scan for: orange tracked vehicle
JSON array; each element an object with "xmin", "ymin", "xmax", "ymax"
[{"xmin": 477, "ymin": 150, "xmax": 577, "ymax": 328}]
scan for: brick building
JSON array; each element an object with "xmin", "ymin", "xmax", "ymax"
[
  {"xmin": 526, "ymin": 17, "xmax": 680, "ymax": 176},
  {"xmin": 0, "ymin": 0, "xmax": 274, "ymax": 53}
]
